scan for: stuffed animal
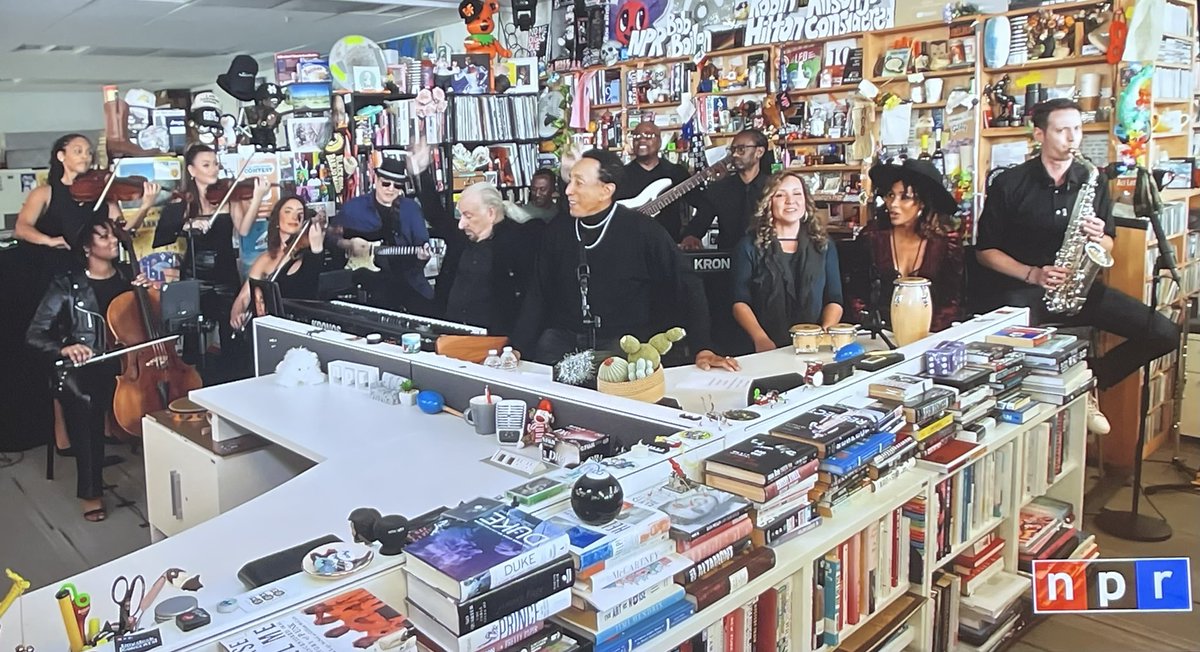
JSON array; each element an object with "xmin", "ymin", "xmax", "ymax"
[
  {"xmin": 619, "ymin": 327, "xmax": 686, "ymax": 371},
  {"xmin": 460, "ymin": 0, "xmax": 511, "ymax": 58},
  {"xmin": 274, "ymin": 347, "xmax": 326, "ymax": 387}
]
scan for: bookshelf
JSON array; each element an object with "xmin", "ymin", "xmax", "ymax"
[{"xmin": 1098, "ymin": 0, "xmax": 1198, "ymax": 471}]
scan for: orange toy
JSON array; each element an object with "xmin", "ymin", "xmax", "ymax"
[{"xmin": 459, "ymin": 0, "xmax": 511, "ymax": 58}]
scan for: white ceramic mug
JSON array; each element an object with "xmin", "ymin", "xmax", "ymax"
[{"xmin": 1153, "ymin": 110, "xmax": 1191, "ymax": 134}]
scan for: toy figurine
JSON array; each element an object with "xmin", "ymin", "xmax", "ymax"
[
  {"xmin": 983, "ymin": 74, "xmax": 1017, "ymax": 127},
  {"xmin": 525, "ymin": 398, "xmax": 555, "ymax": 447},
  {"xmin": 459, "ymin": 0, "xmax": 511, "ymax": 58}
]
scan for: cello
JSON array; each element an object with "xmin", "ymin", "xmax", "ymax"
[{"xmin": 107, "ymin": 230, "xmax": 203, "ymax": 437}]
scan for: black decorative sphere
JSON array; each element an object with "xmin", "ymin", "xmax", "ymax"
[
  {"xmin": 571, "ymin": 469, "xmax": 624, "ymax": 525},
  {"xmin": 375, "ymin": 515, "xmax": 409, "ymax": 556}
]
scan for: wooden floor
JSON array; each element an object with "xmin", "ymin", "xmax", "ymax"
[{"xmin": 1, "ymin": 438, "xmax": 1197, "ymax": 651}]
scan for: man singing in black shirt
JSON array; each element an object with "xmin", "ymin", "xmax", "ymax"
[
  {"xmin": 512, "ymin": 149, "xmax": 738, "ymax": 372},
  {"xmin": 974, "ymin": 99, "xmax": 1179, "ymax": 434},
  {"xmin": 615, "ymin": 122, "xmax": 692, "ymax": 239},
  {"xmin": 680, "ymin": 128, "xmax": 769, "ymax": 251}
]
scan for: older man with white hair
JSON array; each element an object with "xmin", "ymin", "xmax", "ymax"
[{"xmin": 442, "ymin": 182, "xmax": 539, "ymax": 335}]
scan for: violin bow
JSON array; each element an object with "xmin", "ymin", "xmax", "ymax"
[
  {"xmin": 205, "ymin": 156, "xmax": 253, "ymax": 221},
  {"xmin": 267, "ymin": 216, "xmax": 313, "ymax": 283},
  {"xmin": 91, "ymin": 159, "xmax": 122, "ymax": 214}
]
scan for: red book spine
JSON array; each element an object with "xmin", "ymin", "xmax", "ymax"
[
  {"xmin": 846, "ymin": 535, "xmax": 861, "ymax": 625},
  {"xmin": 679, "ymin": 516, "xmax": 754, "ymax": 559},
  {"xmin": 891, "ymin": 508, "xmax": 901, "ymax": 588},
  {"xmin": 755, "ymin": 589, "xmax": 778, "ymax": 652}
]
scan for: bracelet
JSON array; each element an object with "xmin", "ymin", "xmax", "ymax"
[{"xmin": 1023, "ymin": 266, "xmax": 1035, "ymax": 283}]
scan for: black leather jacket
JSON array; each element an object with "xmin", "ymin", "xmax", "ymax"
[{"xmin": 26, "ymin": 269, "xmax": 128, "ymax": 361}]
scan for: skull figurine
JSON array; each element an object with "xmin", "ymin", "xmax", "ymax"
[{"xmin": 600, "ymin": 40, "xmax": 622, "ymax": 67}]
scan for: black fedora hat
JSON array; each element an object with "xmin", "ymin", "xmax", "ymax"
[
  {"xmin": 868, "ymin": 158, "xmax": 958, "ymax": 216},
  {"xmin": 217, "ymin": 55, "xmax": 258, "ymax": 102}
]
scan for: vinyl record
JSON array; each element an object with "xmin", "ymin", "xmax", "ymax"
[{"xmin": 723, "ymin": 409, "xmax": 761, "ymax": 421}]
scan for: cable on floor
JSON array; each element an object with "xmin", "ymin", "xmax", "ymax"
[{"xmin": 0, "ymin": 452, "xmax": 24, "ymax": 469}]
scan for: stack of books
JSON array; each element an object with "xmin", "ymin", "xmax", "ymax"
[
  {"xmin": 967, "ymin": 340, "xmax": 1033, "ymax": 421},
  {"xmin": 1017, "ymin": 496, "xmax": 1096, "ymax": 572},
  {"xmin": 929, "ymin": 570, "xmax": 962, "ymax": 652},
  {"xmin": 956, "ymin": 572, "xmax": 1030, "ymax": 652},
  {"xmin": 768, "ymin": 404, "xmax": 904, "ymax": 517},
  {"xmin": 1018, "ymin": 334, "xmax": 1094, "ymax": 405},
  {"xmin": 401, "ymin": 499, "xmax": 576, "ymax": 652},
  {"xmin": 547, "ymin": 501, "xmax": 696, "ymax": 651},
  {"xmin": 946, "ymin": 532, "xmax": 1006, "ymax": 597},
  {"xmin": 218, "ymin": 588, "xmax": 417, "ymax": 652},
  {"xmin": 702, "ymin": 435, "xmax": 823, "ymax": 542}
]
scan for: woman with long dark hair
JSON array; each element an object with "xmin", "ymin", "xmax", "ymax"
[
  {"xmin": 155, "ymin": 144, "xmax": 268, "ymax": 362},
  {"xmin": 863, "ymin": 159, "xmax": 962, "ymax": 332},
  {"xmin": 26, "ymin": 214, "xmax": 156, "ymax": 521},
  {"xmin": 14, "ymin": 134, "xmax": 158, "ymax": 455},
  {"xmin": 731, "ymin": 171, "xmax": 844, "ymax": 352},
  {"xmin": 230, "ymin": 195, "xmax": 326, "ymax": 329}
]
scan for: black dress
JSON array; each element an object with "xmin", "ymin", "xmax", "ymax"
[
  {"xmin": 37, "ymin": 180, "xmax": 106, "ymax": 276},
  {"xmin": 274, "ymin": 250, "xmax": 323, "ymax": 300}
]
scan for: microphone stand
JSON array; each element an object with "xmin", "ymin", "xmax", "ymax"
[
  {"xmin": 1094, "ymin": 166, "xmax": 1179, "ymax": 542},
  {"xmin": 860, "ymin": 241, "xmax": 897, "ymax": 349}
]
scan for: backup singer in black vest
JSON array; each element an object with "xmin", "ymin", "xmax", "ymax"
[
  {"xmin": 973, "ymin": 99, "xmax": 1180, "ymax": 434},
  {"xmin": 26, "ymin": 215, "xmax": 156, "ymax": 522},
  {"xmin": 512, "ymin": 149, "xmax": 738, "ymax": 371}
]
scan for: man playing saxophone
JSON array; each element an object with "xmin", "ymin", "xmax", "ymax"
[{"xmin": 973, "ymin": 99, "xmax": 1180, "ymax": 435}]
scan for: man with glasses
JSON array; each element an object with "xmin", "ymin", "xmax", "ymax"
[
  {"xmin": 512, "ymin": 149, "xmax": 739, "ymax": 372},
  {"xmin": 680, "ymin": 129, "xmax": 770, "ymax": 252},
  {"xmin": 331, "ymin": 156, "xmax": 435, "ymax": 315},
  {"xmin": 615, "ymin": 122, "xmax": 693, "ymax": 239}
]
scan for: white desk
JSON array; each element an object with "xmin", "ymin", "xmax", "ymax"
[{"xmin": 1, "ymin": 308, "xmax": 1033, "ymax": 651}]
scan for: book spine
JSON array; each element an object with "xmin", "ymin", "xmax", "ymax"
[
  {"xmin": 468, "ymin": 534, "xmax": 571, "ymax": 600},
  {"xmin": 595, "ymin": 600, "xmax": 695, "ymax": 652},
  {"xmin": 754, "ymin": 588, "xmax": 777, "ymax": 652},
  {"xmin": 678, "ymin": 539, "xmax": 752, "ymax": 585},
  {"xmin": 583, "ymin": 541, "xmax": 671, "ymax": 590},
  {"xmin": 757, "ymin": 459, "xmax": 820, "ymax": 501},
  {"xmin": 459, "ymin": 558, "xmax": 576, "ymax": 633},
  {"xmin": 686, "ymin": 549, "xmax": 776, "ymax": 611},
  {"xmin": 680, "ymin": 517, "xmax": 753, "ymax": 559},
  {"xmin": 467, "ymin": 589, "xmax": 571, "ymax": 652},
  {"xmin": 591, "ymin": 587, "xmax": 687, "ymax": 643},
  {"xmin": 676, "ymin": 506, "xmax": 752, "ymax": 542},
  {"xmin": 821, "ymin": 551, "xmax": 840, "ymax": 646}
]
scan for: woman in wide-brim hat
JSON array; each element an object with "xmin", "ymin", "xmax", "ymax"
[{"xmin": 862, "ymin": 158, "xmax": 963, "ymax": 332}]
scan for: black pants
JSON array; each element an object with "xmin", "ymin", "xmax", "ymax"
[
  {"xmin": 992, "ymin": 283, "xmax": 1179, "ymax": 390},
  {"xmin": 57, "ymin": 366, "xmax": 116, "ymax": 500}
]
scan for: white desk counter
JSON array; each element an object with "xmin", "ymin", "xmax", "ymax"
[{"xmin": 1, "ymin": 308, "xmax": 1033, "ymax": 651}]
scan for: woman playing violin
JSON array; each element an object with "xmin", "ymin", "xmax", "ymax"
[
  {"xmin": 26, "ymin": 214, "xmax": 157, "ymax": 522},
  {"xmin": 230, "ymin": 195, "xmax": 327, "ymax": 330},
  {"xmin": 154, "ymin": 144, "xmax": 268, "ymax": 363},
  {"xmin": 14, "ymin": 133, "xmax": 158, "ymax": 456}
]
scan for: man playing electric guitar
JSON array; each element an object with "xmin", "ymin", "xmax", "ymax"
[
  {"xmin": 330, "ymin": 157, "xmax": 435, "ymax": 315},
  {"xmin": 614, "ymin": 122, "xmax": 702, "ymax": 240}
]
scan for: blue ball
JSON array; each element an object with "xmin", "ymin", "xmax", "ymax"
[
  {"xmin": 834, "ymin": 342, "xmax": 866, "ymax": 362},
  {"xmin": 416, "ymin": 390, "xmax": 444, "ymax": 414}
]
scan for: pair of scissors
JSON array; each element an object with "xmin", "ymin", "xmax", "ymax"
[{"xmin": 110, "ymin": 575, "xmax": 145, "ymax": 635}]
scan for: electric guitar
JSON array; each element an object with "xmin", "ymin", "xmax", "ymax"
[
  {"xmin": 617, "ymin": 156, "xmax": 733, "ymax": 216},
  {"xmin": 344, "ymin": 238, "xmax": 430, "ymax": 272}
]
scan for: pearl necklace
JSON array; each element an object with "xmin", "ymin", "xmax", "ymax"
[{"xmin": 574, "ymin": 203, "xmax": 618, "ymax": 250}]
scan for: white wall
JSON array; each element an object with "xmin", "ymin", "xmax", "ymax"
[{"xmin": 0, "ymin": 91, "xmax": 106, "ymax": 134}]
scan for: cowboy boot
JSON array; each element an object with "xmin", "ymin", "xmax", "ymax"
[{"xmin": 104, "ymin": 95, "xmax": 167, "ymax": 159}]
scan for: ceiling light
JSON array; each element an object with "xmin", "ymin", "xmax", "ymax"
[{"xmin": 330, "ymin": 0, "xmax": 460, "ymax": 9}]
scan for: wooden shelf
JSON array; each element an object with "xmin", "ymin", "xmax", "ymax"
[
  {"xmin": 1154, "ymin": 98, "xmax": 1194, "ymax": 105},
  {"xmin": 701, "ymin": 87, "xmax": 769, "ymax": 97},
  {"xmin": 981, "ymin": 123, "xmax": 1109, "ymax": 137},
  {"xmin": 789, "ymin": 83, "xmax": 860, "ymax": 97},
  {"xmin": 590, "ymin": 102, "xmax": 621, "ymax": 110},
  {"xmin": 1000, "ymin": 0, "xmax": 1108, "ymax": 17},
  {"xmin": 628, "ymin": 101, "xmax": 682, "ymax": 110},
  {"xmin": 873, "ymin": 101, "xmax": 948, "ymax": 111},
  {"xmin": 984, "ymin": 54, "xmax": 1109, "ymax": 74},
  {"xmin": 1156, "ymin": 61, "xmax": 1193, "ymax": 70},
  {"xmin": 1151, "ymin": 132, "xmax": 1190, "ymax": 139},
  {"xmin": 789, "ymin": 163, "xmax": 862, "ymax": 171},
  {"xmin": 870, "ymin": 67, "xmax": 973, "ymax": 83},
  {"xmin": 1162, "ymin": 188, "xmax": 1200, "ymax": 200},
  {"xmin": 780, "ymin": 136, "xmax": 856, "ymax": 145},
  {"xmin": 705, "ymin": 44, "xmax": 774, "ymax": 57},
  {"xmin": 1162, "ymin": 32, "xmax": 1196, "ymax": 40}
]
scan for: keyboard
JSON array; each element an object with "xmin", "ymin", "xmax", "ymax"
[{"xmin": 281, "ymin": 299, "xmax": 487, "ymax": 348}]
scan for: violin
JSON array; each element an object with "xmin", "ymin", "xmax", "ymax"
[
  {"xmin": 205, "ymin": 178, "xmax": 276, "ymax": 205},
  {"xmin": 69, "ymin": 170, "xmax": 151, "ymax": 203},
  {"xmin": 106, "ymin": 231, "xmax": 203, "ymax": 437}
]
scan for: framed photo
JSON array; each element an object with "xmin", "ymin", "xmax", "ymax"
[
  {"xmin": 449, "ymin": 54, "xmax": 492, "ymax": 94},
  {"xmin": 505, "ymin": 57, "xmax": 539, "ymax": 94},
  {"xmin": 286, "ymin": 116, "xmax": 331, "ymax": 153},
  {"xmin": 880, "ymin": 48, "xmax": 911, "ymax": 77},
  {"xmin": 288, "ymin": 82, "xmax": 332, "ymax": 113},
  {"xmin": 353, "ymin": 65, "xmax": 383, "ymax": 93}
]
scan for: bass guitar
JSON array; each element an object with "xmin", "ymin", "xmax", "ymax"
[{"xmin": 617, "ymin": 155, "xmax": 732, "ymax": 216}]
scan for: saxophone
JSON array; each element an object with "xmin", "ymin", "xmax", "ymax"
[{"xmin": 1044, "ymin": 151, "xmax": 1115, "ymax": 316}]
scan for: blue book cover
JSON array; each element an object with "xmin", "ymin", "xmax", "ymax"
[
  {"xmin": 820, "ymin": 432, "xmax": 897, "ymax": 476},
  {"xmin": 405, "ymin": 504, "xmax": 570, "ymax": 600},
  {"xmin": 590, "ymin": 587, "xmax": 687, "ymax": 644},
  {"xmin": 594, "ymin": 597, "xmax": 694, "ymax": 652}
]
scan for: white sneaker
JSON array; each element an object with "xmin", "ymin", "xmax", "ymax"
[{"xmin": 1087, "ymin": 391, "xmax": 1111, "ymax": 435}]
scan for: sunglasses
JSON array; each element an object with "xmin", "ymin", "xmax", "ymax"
[{"xmin": 378, "ymin": 179, "xmax": 400, "ymax": 189}]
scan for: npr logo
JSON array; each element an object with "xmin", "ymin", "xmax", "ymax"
[{"xmin": 1033, "ymin": 558, "xmax": 1192, "ymax": 614}]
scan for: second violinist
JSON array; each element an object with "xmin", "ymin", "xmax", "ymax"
[
  {"xmin": 230, "ymin": 196, "xmax": 326, "ymax": 330},
  {"xmin": 153, "ymin": 145, "xmax": 269, "ymax": 364}
]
